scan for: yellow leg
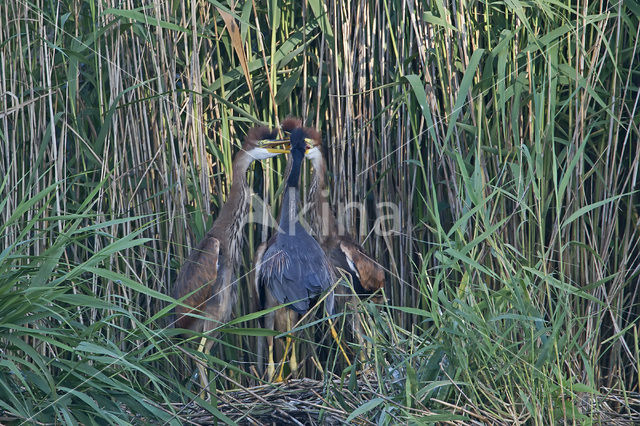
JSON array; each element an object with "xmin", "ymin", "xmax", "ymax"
[
  {"xmin": 197, "ymin": 336, "xmax": 207, "ymax": 353},
  {"xmin": 289, "ymin": 339, "xmax": 298, "ymax": 375},
  {"xmin": 359, "ymin": 348, "xmax": 367, "ymax": 362},
  {"xmin": 197, "ymin": 336, "xmax": 210, "ymax": 399},
  {"xmin": 287, "ymin": 313, "xmax": 298, "ymax": 376},
  {"xmin": 355, "ymin": 315, "xmax": 369, "ymax": 361},
  {"xmin": 267, "ymin": 341, "xmax": 275, "ymax": 381},
  {"xmin": 276, "ymin": 336, "xmax": 292, "ymax": 382},
  {"xmin": 328, "ymin": 318, "xmax": 351, "ymax": 366}
]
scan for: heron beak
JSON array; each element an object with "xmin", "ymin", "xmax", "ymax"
[
  {"xmin": 304, "ymin": 138, "xmax": 315, "ymax": 153},
  {"xmin": 260, "ymin": 137, "xmax": 315, "ymax": 154},
  {"xmin": 259, "ymin": 139, "xmax": 291, "ymax": 154}
]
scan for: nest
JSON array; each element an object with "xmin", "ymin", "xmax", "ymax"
[
  {"xmin": 173, "ymin": 378, "xmax": 354, "ymax": 425},
  {"xmin": 168, "ymin": 380, "xmax": 640, "ymax": 426}
]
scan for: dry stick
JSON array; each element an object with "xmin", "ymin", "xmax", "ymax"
[
  {"xmin": 250, "ymin": 0, "xmax": 279, "ymax": 124},
  {"xmin": 302, "ymin": 0, "xmax": 308, "ymax": 120},
  {"xmin": 314, "ymin": 30, "xmax": 325, "ymax": 127}
]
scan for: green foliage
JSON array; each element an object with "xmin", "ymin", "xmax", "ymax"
[
  {"xmin": 1, "ymin": 178, "xmax": 164, "ymax": 423},
  {"xmin": 1, "ymin": 0, "xmax": 639, "ymax": 423}
]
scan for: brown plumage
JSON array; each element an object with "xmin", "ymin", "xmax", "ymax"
[
  {"xmin": 173, "ymin": 237, "xmax": 220, "ymax": 332},
  {"xmin": 336, "ymin": 240, "xmax": 385, "ymax": 292},
  {"xmin": 172, "ymin": 125, "xmax": 285, "ymax": 393}
]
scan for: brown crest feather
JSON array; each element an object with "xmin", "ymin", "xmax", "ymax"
[
  {"xmin": 244, "ymin": 126, "xmax": 277, "ymax": 149},
  {"xmin": 303, "ymin": 127, "xmax": 321, "ymax": 146},
  {"xmin": 280, "ymin": 116, "xmax": 321, "ymax": 146},
  {"xmin": 281, "ymin": 116, "xmax": 303, "ymax": 132}
]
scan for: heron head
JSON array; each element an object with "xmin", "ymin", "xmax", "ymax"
[
  {"xmin": 281, "ymin": 116, "xmax": 321, "ymax": 159},
  {"xmin": 302, "ymin": 127, "xmax": 321, "ymax": 160},
  {"xmin": 281, "ymin": 117, "xmax": 303, "ymax": 133},
  {"xmin": 243, "ymin": 126, "xmax": 290, "ymax": 160}
]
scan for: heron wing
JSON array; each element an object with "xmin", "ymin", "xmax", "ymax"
[
  {"xmin": 259, "ymin": 226, "xmax": 334, "ymax": 315},
  {"xmin": 252, "ymin": 242, "xmax": 267, "ymax": 310},
  {"xmin": 172, "ymin": 235, "xmax": 220, "ymax": 330},
  {"xmin": 260, "ymin": 245, "xmax": 308, "ymax": 314},
  {"xmin": 333, "ymin": 239, "xmax": 385, "ymax": 294}
]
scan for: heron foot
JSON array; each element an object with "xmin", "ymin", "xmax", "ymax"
[{"xmin": 276, "ymin": 336, "xmax": 293, "ymax": 382}]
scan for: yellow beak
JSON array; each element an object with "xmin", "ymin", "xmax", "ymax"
[
  {"xmin": 259, "ymin": 139, "xmax": 291, "ymax": 154},
  {"xmin": 304, "ymin": 138, "xmax": 315, "ymax": 150},
  {"xmin": 259, "ymin": 137, "xmax": 315, "ymax": 154}
]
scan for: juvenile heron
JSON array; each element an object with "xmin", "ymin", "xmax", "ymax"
[
  {"xmin": 300, "ymin": 119, "xmax": 385, "ymax": 352},
  {"xmin": 255, "ymin": 126, "xmax": 337, "ymax": 381},
  {"xmin": 172, "ymin": 126, "xmax": 287, "ymax": 394},
  {"xmin": 293, "ymin": 117, "xmax": 384, "ymax": 292}
]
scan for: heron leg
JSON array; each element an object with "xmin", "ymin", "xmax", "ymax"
[
  {"xmin": 275, "ymin": 336, "xmax": 291, "ymax": 382},
  {"xmin": 325, "ymin": 293, "xmax": 351, "ymax": 366},
  {"xmin": 289, "ymin": 340, "xmax": 298, "ymax": 375},
  {"xmin": 267, "ymin": 335, "xmax": 276, "ymax": 381},
  {"xmin": 265, "ymin": 310, "xmax": 276, "ymax": 381},
  {"xmin": 197, "ymin": 336, "xmax": 214, "ymax": 400},
  {"xmin": 288, "ymin": 311, "xmax": 298, "ymax": 376},
  {"xmin": 276, "ymin": 310, "xmax": 299, "ymax": 382},
  {"xmin": 354, "ymin": 311, "xmax": 367, "ymax": 361},
  {"xmin": 351, "ymin": 298, "xmax": 368, "ymax": 361}
]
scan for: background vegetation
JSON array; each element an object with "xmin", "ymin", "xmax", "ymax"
[{"xmin": 1, "ymin": 0, "xmax": 639, "ymax": 423}]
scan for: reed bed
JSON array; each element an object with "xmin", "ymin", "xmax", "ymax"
[{"xmin": 1, "ymin": 0, "xmax": 639, "ymax": 423}]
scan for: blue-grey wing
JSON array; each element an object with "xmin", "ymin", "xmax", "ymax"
[
  {"xmin": 260, "ymin": 245, "xmax": 309, "ymax": 314},
  {"xmin": 259, "ymin": 226, "xmax": 334, "ymax": 314},
  {"xmin": 299, "ymin": 246, "xmax": 333, "ymax": 294}
]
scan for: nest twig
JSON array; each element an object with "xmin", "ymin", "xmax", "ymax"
[
  {"xmin": 169, "ymin": 378, "xmax": 354, "ymax": 425},
  {"xmin": 165, "ymin": 380, "xmax": 640, "ymax": 426}
]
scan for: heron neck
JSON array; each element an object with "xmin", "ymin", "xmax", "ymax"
[
  {"xmin": 309, "ymin": 155, "xmax": 337, "ymax": 244},
  {"xmin": 279, "ymin": 150, "xmax": 304, "ymax": 230},
  {"xmin": 286, "ymin": 150, "xmax": 304, "ymax": 188},
  {"xmin": 210, "ymin": 152, "xmax": 252, "ymax": 264}
]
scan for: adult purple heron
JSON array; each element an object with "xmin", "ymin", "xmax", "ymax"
[
  {"xmin": 172, "ymin": 125, "xmax": 287, "ymax": 394},
  {"xmin": 254, "ymin": 124, "xmax": 339, "ymax": 381},
  {"xmin": 254, "ymin": 117, "xmax": 384, "ymax": 379}
]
